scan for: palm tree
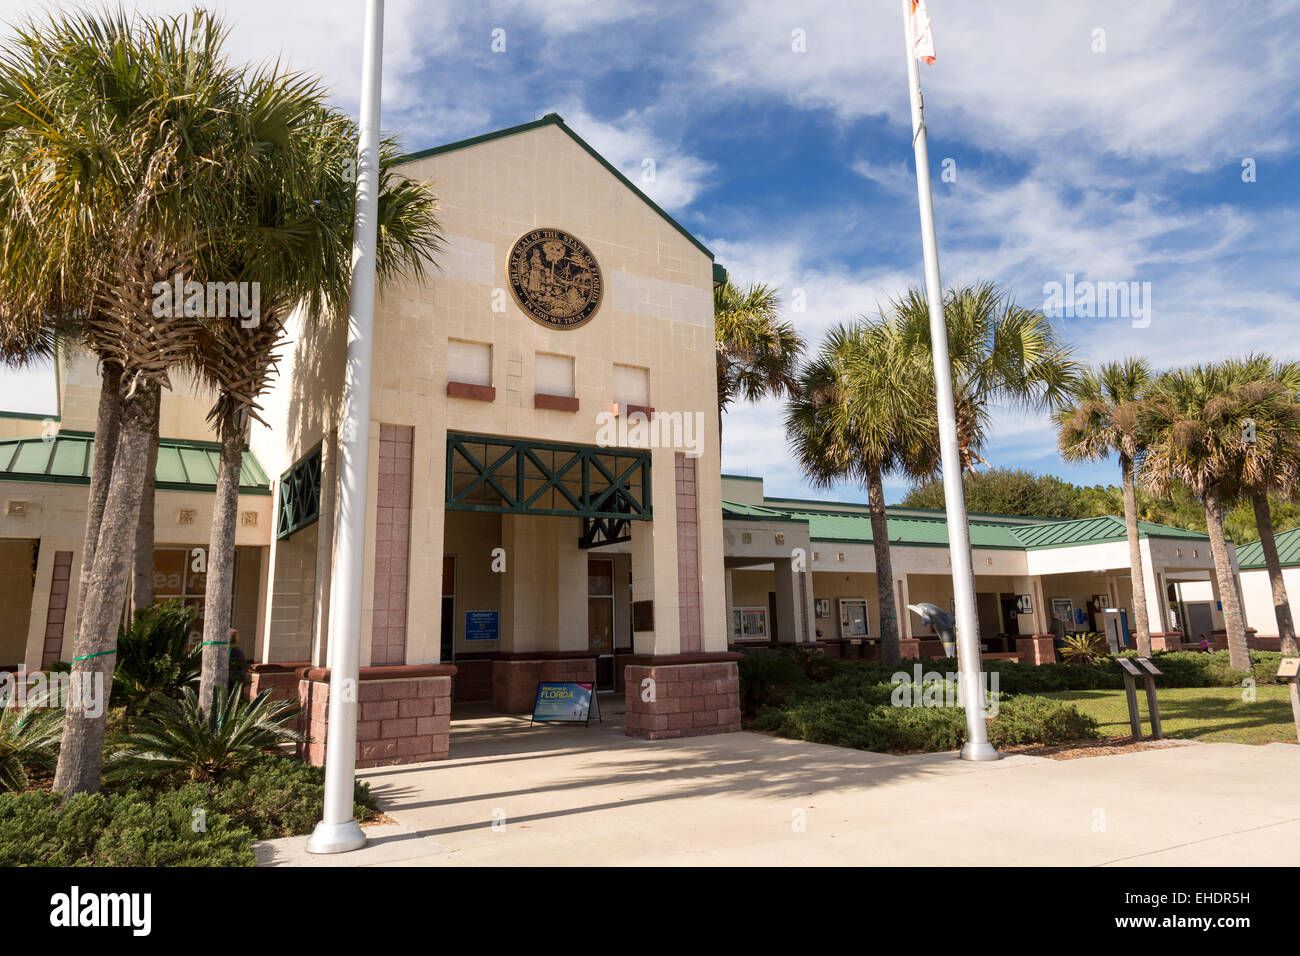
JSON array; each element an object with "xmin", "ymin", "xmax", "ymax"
[
  {"xmin": 1222, "ymin": 356, "xmax": 1300, "ymax": 656},
  {"xmin": 192, "ymin": 101, "xmax": 443, "ymax": 714},
  {"xmin": 1139, "ymin": 362, "xmax": 1267, "ymax": 671},
  {"xmin": 885, "ymin": 283, "xmax": 1079, "ymax": 646},
  {"xmin": 714, "ymin": 280, "xmax": 803, "ymax": 439},
  {"xmin": 1055, "ymin": 359, "xmax": 1156, "ymax": 655},
  {"xmin": 786, "ymin": 322, "xmax": 934, "ymax": 666},
  {"xmin": 1, "ymin": 8, "xmax": 270, "ymax": 794}
]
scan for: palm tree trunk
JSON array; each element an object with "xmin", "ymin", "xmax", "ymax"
[
  {"xmin": 866, "ymin": 463, "xmax": 900, "ymax": 667},
  {"xmin": 76, "ymin": 361, "xmax": 122, "ymax": 638},
  {"xmin": 1203, "ymin": 485, "xmax": 1250, "ymax": 671},
  {"xmin": 197, "ymin": 408, "xmax": 244, "ymax": 716},
  {"xmin": 130, "ymin": 399, "xmax": 160, "ymax": 613},
  {"xmin": 1120, "ymin": 454, "xmax": 1152, "ymax": 656},
  {"xmin": 1252, "ymin": 492, "xmax": 1297, "ymax": 655},
  {"xmin": 53, "ymin": 380, "xmax": 160, "ymax": 796}
]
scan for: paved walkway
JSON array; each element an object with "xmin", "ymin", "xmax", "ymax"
[{"xmin": 255, "ymin": 699, "xmax": 1300, "ymax": 867}]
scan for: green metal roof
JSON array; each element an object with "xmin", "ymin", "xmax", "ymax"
[
  {"xmin": 0, "ymin": 432, "xmax": 271, "ymax": 495},
  {"xmin": 722, "ymin": 497, "xmax": 1213, "ymax": 553},
  {"xmin": 1237, "ymin": 527, "xmax": 1300, "ymax": 570},
  {"xmin": 395, "ymin": 113, "xmax": 716, "ymax": 262}
]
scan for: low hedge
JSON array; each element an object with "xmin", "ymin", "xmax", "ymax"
[
  {"xmin": 821, "ymin": 649, "xmax": 1282, "ymax": 697},
  {"xmin": 0, "ymin": 754, "xmax": 376, "ymax": 866},
  {"xmin": 751, "ymin": 692, "xmax": 1098, "ymax": 753}
]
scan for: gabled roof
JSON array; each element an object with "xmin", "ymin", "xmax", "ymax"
[
  {"xmin": 1009, "ymin": 514, "xmax": 1209, "ymax": 550},
  {"xmin": 1237, "ymin": 527, "xmax": 1300, "ymax": 570},
  {"xmin": 394, "ymin": 113, "xmax": 715, "ymax": 262},
  {"xmin": 0, "ymin": 432, "xmax": 271, "ymax": 495}
]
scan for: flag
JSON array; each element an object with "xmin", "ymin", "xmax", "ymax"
[{"xmin": 910, "ymin": 0, "xmax": 936, "ymax": 64}]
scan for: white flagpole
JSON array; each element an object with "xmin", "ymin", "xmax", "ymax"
[
  {"xmin": 899, "ymin": 0, "xmax": 997, "ymax": 760},
  {"xmin": 307, "ymin": 0, "xmax": 386, "ymax": 853}
]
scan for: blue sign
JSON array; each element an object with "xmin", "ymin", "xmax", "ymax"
[
  {"xmin": 465, "ymin": 610, "xmax": 499, "ymax": 642},
  {"xmin": 530, "ymin": 682, "xmax": 601, "ymax": 725}
]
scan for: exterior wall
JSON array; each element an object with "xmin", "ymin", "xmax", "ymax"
[
  {"xmin": 1240, "ymin": 566, "xmax": 1300, "ymax": 639},
  {"xmin": 267, "ymin": 522, "xmax": 317, "ymax": 663},
  {"xmin": 443, "ymin": 510, "xmax": 503, "ymax": 656},
  {"xmin": 0, "ymin": 539, "xmax": 37, "ymax": 666}
]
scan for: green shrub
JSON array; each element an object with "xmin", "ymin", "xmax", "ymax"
[
  {"xmin": 987, "ymin": 694, "xmax": 1099, "ymax": 746},
  {"xmin": 0, "ymin": 787, "xmax": 255, "ymax": 866},
  {"xmin": 738, "ymin": 649, "xmax": 807, "ymax": 717},
  {"xmin": 113, "ymin": 599, "xmax": 202, "ymax": 713},
  {"xmin": 0, "ymin": 753, "xmax": 376, "ymax": 866},
  {"xmin": 107, "ymin": 686, "xmax": 299, "ymax": 784},
  {"xmin": 0, "ymin": 703, "xmax": 63, "ymax": 793},
  {"xmin": 753, "ymin": 697, "xmax": 967, "ymax": 753}
]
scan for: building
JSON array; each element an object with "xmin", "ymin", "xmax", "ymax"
[
  {"xmin": 1237, "ymin": 527, "xmax": 1300, "ymax": 650},
  {"xmin": 0, "ymin": 114, "xmax": 1264, "ymax": 769}
]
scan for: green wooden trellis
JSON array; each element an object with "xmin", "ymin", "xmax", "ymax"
[
  {"xmin": 445, "ymin": 432, "xmax": 650, "ymax": 547},
  {"xmin": 277, "ymin": 445, "xmax": 322, "ymax": 540}
]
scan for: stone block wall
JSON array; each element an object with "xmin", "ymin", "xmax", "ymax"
[
  {"xmin": 299, "ymin": 669, "xmax": 453, "ymax": 768},
  {"xmin": 492, "ymin": 657, "xmax": 596, "ymax": 713},
  {"xmin": 623, "ymin": 659, "xmax": 741, "ymax": 740}
]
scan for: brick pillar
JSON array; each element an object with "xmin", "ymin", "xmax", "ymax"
[
  {"xmin": 1017, "ymin": 634, "xmax": 1057, "ymax": 665},
  {"xmin": 675, "ymin": 454, "xmax": 701, "ymax": 653},
  {"xmin": 372, "ymin": 425, "xmax": 413, "ymax": 666},
  {"xmin": 40, "ymin": 552, "xmax": 73, "ymax": 667},
  {"xmin": 298, "ymin": 664, "xmax": 454, "ymax": 768},
  {"xmin": 899, "ymin": 637, "xmax": 922, "ymax": 659},
  {"xmin": 623, "ymin": 657, "xmax": 742, "ymax": 739}
]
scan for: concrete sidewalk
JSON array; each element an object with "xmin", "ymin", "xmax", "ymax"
[{"xmin": 255, "ymin": 701, "xmax": 1300, "ymax": 867}]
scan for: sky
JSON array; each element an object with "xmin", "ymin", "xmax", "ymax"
[{"xmin": 2, "ymin": 0, "xmax": 1298, "ymax": 504}]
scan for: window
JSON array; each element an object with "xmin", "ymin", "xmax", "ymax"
[
  {"xmin": 277, "ymin": 446, "xmax": 321, "ymax": 540},
  {"xmin": 536, "ymin": 353, "xmax": 575, "ymax": 398},
  {"xmin": 447, "ymin": 340, "xmax": 492, "ymax": 386},
  {"xmin": 732, "ymin": 606, "xmax": 768, "ymax": 641},
  {"xmin": 613, "ymin": 364, "xmax": 649, "ymax": 407}
]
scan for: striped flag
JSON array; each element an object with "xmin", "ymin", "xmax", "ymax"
[{"xmin": 910, "ymin": 0, "xmax": 936, "ymax": 64}]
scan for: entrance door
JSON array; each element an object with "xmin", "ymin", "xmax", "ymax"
[
  {"xmin": 441, "ymin": 555, "xmax": 455, "ymax": 664},
  {"xmin": 588, "ymin": 558, "xmax": 615, "ymax": 691}
]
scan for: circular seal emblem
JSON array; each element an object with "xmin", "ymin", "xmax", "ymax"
[{"xmin": 507, "ymin": 228, "xmax": 603, "ymax": 329}]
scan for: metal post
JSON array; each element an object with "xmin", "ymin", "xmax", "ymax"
[
  {"xmin": 307, "ymin": 0, "xmax": 385, "ymax": 855},
  {"xmin": 899, "ymin": 0, "xmax": 996, "ymax": 760}
]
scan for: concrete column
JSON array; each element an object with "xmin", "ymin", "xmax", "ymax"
[
  {"xmin": 500, "ymin": 513, "xmax": 587, "ymax": 654},
  {"xmin": 311, "ymin": 432, "xmax": 337, "ymax": 667},
  {"xmin": 895, "ymin": 575, "xmax": 912, "ymax": 638},
  {"xmin": 23, "ymin": 540, "xmax": 57, "ymax": 669},
  {"xmin": 405, "ymin": 421, "xmax": 446, "ymax": 665},
  {"xmin": 724, "ymin": 568, "xmax": 735, "ymax": 644},
  {"xmin": 1012, "ymin": 576, "xmax": 1038, "ymax": 635},
  {"xmin": 772, "ymin": 556, "xmax": 799, "ymax": 643}
]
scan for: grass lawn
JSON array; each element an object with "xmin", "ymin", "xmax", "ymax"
[{"xmin": 1039, "ymin": 686, "xmax": 1300, "ymax": 745}]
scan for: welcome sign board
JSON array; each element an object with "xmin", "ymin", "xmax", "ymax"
[{"xmin": 530, "ymin": 682, "xmax": 602, "ymax": 726}]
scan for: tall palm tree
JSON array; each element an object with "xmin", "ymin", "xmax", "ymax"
[
  {"xmin": 1139, "ymin": 362, "xmax": 1273, "ymax": 671},
  {"xmin": 1222, "ymin": 356, "xmax": 1300, "ymax": 656},
  {"xmin": 884, "ymin": 283, "xmax": 1079, "ymax": 646},
  {"xmin": 714, "ymin": 280, "xmax": 803, "ymax": 439},
  {"xmin": 1055, "ymin": 359, "xmax": 1156, "ymax": 655},
  {"xmin": 192, "ymin": 101, "xmax": 443, "ymax": 714},
  {"xmin": 786, "ymin": 322, "xmax": 934, "ymax": 665},
  {"xmin": 0, "ymin": 8, "xmax": 270, "ymax": 794}
]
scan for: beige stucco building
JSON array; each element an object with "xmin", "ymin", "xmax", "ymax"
[{"xmin": 0, "ymin": 114, "xmax": 1272, "ymax": 769}]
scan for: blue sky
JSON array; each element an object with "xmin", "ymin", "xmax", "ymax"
[{"xmin": 3, "ymin": 0, "xmax": 1298, "ymax": 504}]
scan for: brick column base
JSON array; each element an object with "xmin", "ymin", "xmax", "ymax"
[
  {"xmin": 623, "ymin": 656, "xmax": 742, "ymax": 740},
  {"xmin": 491, "ymin": 657, "xmax": 597, "ymax": 714},
  {"xmin": 899, "ymin": 637, "xmax": 922, "ymax": 659},
  {"xmin": 1017, "ymin": 634, "xmax": 1057, "ymax": 665},
  {"xmin": 297, "ymin": 665, "xmax": 454, "ymax": 768},
  {"xmin": 1149, "ymin": 633, "xmax": 1183, "ymax": 652},
  {"xmin": 247, "ymin": 662, "xmax": 310, "ymax": 703}
]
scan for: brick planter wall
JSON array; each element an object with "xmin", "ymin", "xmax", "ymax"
[
  {"xmin": 623, "ymin": 657, "xmax": 742, "ymax": 740},
  {"xmin": 298, "ymin": 666, "xmax": 454, "ymax": 768},
  {"xmin": 492, "ymin": 657, "xmax": 596, "ymax": 714},
  {"xmin": 247, "ymin": 662, "xmax": 310, "ymax": 703},
  {"xmin": 1017, "ymin": 634, "xmax": 1057, "ymax": 665}
]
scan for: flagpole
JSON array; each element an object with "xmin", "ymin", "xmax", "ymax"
[
  {"xmin": 899, "ymin": 0, "xmax": 997, "ymax": 760},
  {"xmin": 307, "ymin": 0, "xmax": 386, "ymax": 853}
]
